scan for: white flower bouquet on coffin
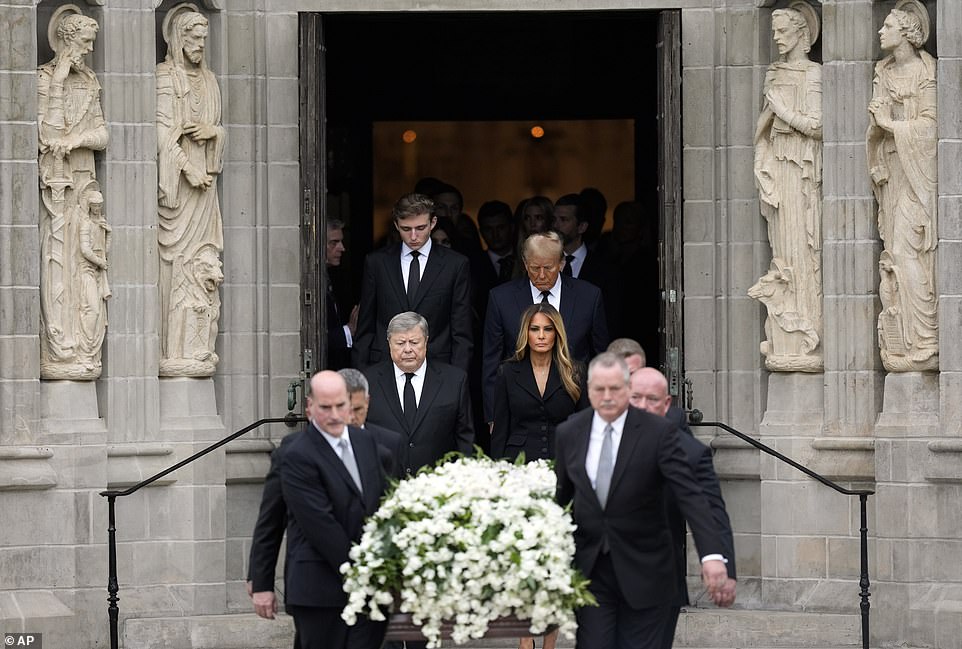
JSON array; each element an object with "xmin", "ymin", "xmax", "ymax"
[{"xmin": 340, "ymin": 455, "xmax": 595, "ymax": 648}]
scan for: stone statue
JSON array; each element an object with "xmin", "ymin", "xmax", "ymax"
[
  {"xmin": 867, "ymin": 0, "xmax": 937, "ymax": 372},
  {"xmin": 38, "ymin": 6, "xmax": 109, "ymax": 380},
  {"xmin": 750, "ymin": 1, "xmax": 823, "ymax": 372},
  {"xmin": 157, "ymin": 5, "xmax": 226, "ymax": 377}
]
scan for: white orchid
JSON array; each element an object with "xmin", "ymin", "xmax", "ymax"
[{"xmin": 340, "ymin": 456, "xmax": 594, "ymax": 648}]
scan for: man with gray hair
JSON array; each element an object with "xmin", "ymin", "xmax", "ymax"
[
  {"xmin": 363, "ymin": 312, "xmax": 474, "ymax": 476},
  {"xmin": 555, "ymin": 352, "xmax": 730, "ymax": 649}
]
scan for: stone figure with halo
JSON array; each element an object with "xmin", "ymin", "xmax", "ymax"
[
  {"xmin": 38, "ymin": 5, "xmax": 110, "ymax": 379},
  {"xmin": 157, "ymin": 4, "xmax": 226, "ymax": 377}
]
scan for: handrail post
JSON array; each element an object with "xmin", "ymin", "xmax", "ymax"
[
  {"xmin": 859, "ymin": 493, "xmax": 871, "ymax": 649},
  {"xmin": 107, "ymin": 493, "xmax": 119, "ymax": 649}
]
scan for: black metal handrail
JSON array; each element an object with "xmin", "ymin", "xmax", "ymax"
[
  {"xmin": 690, "ymin": 417, "xmax": 874, "ymax": 649},
  {"xmin": 98, "ymin": 414, "xmax": 306, "ymax": 649}
]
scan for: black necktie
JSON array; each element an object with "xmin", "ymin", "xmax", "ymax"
[
  {"xmin": 403, "ymin": 372, "xmax": 417, "ymax": 427},
  {"xmin": 540, "ymin": 290, "xmax": 550, "ymax": 304},
  {"xmin": 563, "ymin": 254, "xmax": 575, "ymax": 277},
  {"xmin": 407, "ymin": 250, "xmax": 421, "ymax": 305}
]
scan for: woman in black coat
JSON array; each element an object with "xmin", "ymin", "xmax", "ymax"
[{"xmin": 491, "ymin": 302, "xmax": 588, "ymax": 462}]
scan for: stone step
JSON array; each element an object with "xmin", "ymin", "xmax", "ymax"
[{"xmin": 123, "ymin": 608, "xmax": 865, "ymax": 649}]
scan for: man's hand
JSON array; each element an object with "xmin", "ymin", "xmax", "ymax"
[
  {"xmin": 710, "ymin": 577, "xmax": 737, "ymax": 608},
  {"xmin": 252, "ymin": 590, "xmax": 277, "ymax": 619},
  {"xmin": 701, "ymin": 559, "xmax": 728, "ymax": 600}
]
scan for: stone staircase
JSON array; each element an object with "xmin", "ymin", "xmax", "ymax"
[{"xmin": 123, "ymin": 608, "xmax": 864, "ymax": 649}]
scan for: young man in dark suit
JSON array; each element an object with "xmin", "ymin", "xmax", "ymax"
[
  {"xmin": 554, "ymin": 353, "xmax": 730, "ymax": 649},
  {"xmin": 353, "ymin": 193, "xmax": 473, "ymax": 372},
  {"xmin": 629, "ymin": 367, "xmax": 737, "ymax": 648},
  {"xmin": 279, "ymin": 371, "xmax": 390, "ymax": 649},
  {"xmin": 482, "ymin": 230, "xmax": 609, "ymax": 422},
  {"xmin": 363, "ymin": 311, "xmax": 474, "ymax": 477}
]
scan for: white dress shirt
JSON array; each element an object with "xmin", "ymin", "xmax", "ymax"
[
  {"xmin": 394, "ymin": 361, "xmax": 426, "ymax": 410},
  {"xmin": 401, "ymin": 237, "xmax": 432, "ymax": 289},
  {"xmin": 566, "ymin": 243, "xmax": 588, "ymax": 279},
  {"xmin": 528, "ymin": 273, "xmax": 562, "ymax": 310},
  {"xmin": 585, "ymin": 411, "xmax": 627, "ymax": 487},
  {"xmin": 315, "ymin": 423, "xmax": 356, "ymax": 458}
]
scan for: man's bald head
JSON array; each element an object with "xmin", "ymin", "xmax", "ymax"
[
  {"xmin": 629, "ymin": 367, "xmax": 671, "ymax": 417},
  {"xmin": 306, "ymin": 370, "xmax": 351, "ymax": 436}
]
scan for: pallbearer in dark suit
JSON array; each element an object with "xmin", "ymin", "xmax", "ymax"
[
  {"xmin": 353, "ymin": 193, "xmax": 473, "ymax": 372},
  {"xmin": 280, "ymin": 371, "xmax": 390, "ymax": 649},
  {"xmin": 363, "ymin": 311, "xmax": 474, "ymax": 477},
  {"xmin": 554, "ymin": 353, "xmax": 731, "ymax": 649},
  {"xmin": 491, "ymin": 303, "xmax": 588, "ymax": 462},
  {"xmin": 483, "ymin": 231, "xmax": 608, "ymax": 422},
  {"xmin": 629, "ymin": 368, "xmax": 736, "ymax": 649}
]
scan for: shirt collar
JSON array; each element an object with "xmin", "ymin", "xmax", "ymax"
[
  {"xmin": 569, "ymin": 242, "xmax": 588, "ymax": 263},
  {"xmin": 592, "ymin": 408, "xmax": 629, "ymax": 434},
  {"xmin": 402, "ymin": 237, "xmax": 432, "ymax": 259},
  {"xmin": 529, "ymin": 272, "xmax": 563, "ymax": 301},
  {"xmin": 393, "ymin": 360, "xmax": 427, "ymax": 379},
  {"xmin": 313, "ymin": 421, "xmax": 352, "ymax": 452}
]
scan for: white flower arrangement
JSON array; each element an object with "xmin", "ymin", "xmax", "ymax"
[{"xmin": 340, "ymin": 455, "xmax": 595, "ymax": 648}]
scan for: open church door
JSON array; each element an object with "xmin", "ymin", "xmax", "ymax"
[
  {"xmin": 657, "ymin": 10, "xmax": 684, "ymax": 400},
  {"xmin": 298, "ymin": 13, "xmax": 327, "ymax": 376}
]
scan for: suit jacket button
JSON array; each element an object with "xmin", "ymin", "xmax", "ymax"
[
  {"xmin": 405, "ymin": 468, "xmax": 412, "ymax": 474},
  {"xmin": 542, "ymin": 436, "xmax": 547, "ymax": 441},
  {"xmin": 541, "ymin": 425, "xmax": 547, "ymax": 431},
  {"xmin": 409, "ymin": 442, "xmax": 415, "ymax": 448}
]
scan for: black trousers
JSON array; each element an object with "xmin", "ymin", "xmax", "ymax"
[
  {"xmin": 576, "ymin": 553, "xmax": 671, "ymax": 649},
  {"xmin": 660, "ymin": 605, "xmax": 682, "ymax": 649},
  {"xmin": 288, "ymin": 605, "xmax": 386, "ymax": 649}
]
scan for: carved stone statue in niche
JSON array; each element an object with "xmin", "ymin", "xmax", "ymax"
[
  {"xmin": 38, "ymin": 6, "xmax": 109, "ymax": 379},
  {"xmin": 750, "ymin": 1, "xmax": 823, "ymax": 372},
  {"xmin": 157, "ymin": 4, "xmax": 226, "ymax": 377},
  {"xmin": 867, "ymin": 0, "xmax": 938, "ymax": 372}
]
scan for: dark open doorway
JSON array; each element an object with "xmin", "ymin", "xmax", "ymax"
[{"xmin": 300, "ymin": 10, "xmax": 681, "ymax": 387}]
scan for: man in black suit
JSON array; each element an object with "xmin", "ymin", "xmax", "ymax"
[
  {"xmin": 246, "ymin": 368, "xmax": 400, "ymax": 630},
  {"xmin": 629, "ymin": 367, "xmax": 737, "ymax": 649},
  {"xmin": 553, "ymin": 193, "xmax": 623, "ymax": 338},
  {"xmin": 482, "ymin": 230, "xmax": 609, "ymax": 422},
  {"xmin": 363, "ymin": 311, "xmax": 474, "ymax": 477},
  {"xmin": 555, "ymin": 353, "xmax": 730, "ymax": 649},
  {"xmin": 353, "ymin": 193, "xmax": 473, "ymax": 372},
  {"xmin": 279, "ymin": 371, "xmax": 390, "ymax": 649},
  {"xmin": 326, "ymin": 219, "xmax": 357, "ymax": 370}
]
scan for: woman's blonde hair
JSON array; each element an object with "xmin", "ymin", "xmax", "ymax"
[{"xmin": 512, "ymin": 303, "xmax": 581, "ymax": 402}]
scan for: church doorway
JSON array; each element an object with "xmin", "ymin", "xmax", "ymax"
[{"xmin": 299, "ymin": 10, "xmax": 684, "ymax": 396}]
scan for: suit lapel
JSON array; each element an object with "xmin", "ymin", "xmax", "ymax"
[
  {"xmin": 350, "ymin": 427, "xmax": 381, "ymax": 510},
  {"xmin": 411, "ymin": 245, "xmax": 447, "ymax": 309},
  {"xmin": 571, "ymin": 413, "xmax": 596, "ymax": 501},
  {"xmin": 376, "ymin": 365, "xmax": 409, "ymax": 435},
  {"xmin": 543, "ymin": 363, "xmax": 564, "ymax": 401},
  {"xmin": 559, "ymin": 275, "xmax": 576, "ymax": 324},
  {"xmin": 607, "ymin": 410, "xmax": 642, "ymax": 500},
  {"xmin": 309, "ymin": 425, "xmax": 363, "ymax": 498},
  {"xmin": 385, "ymin": 245, "xmax": 408, "ymax": 307},
  {"xmin": 410, "ymin": 363, "xmax": 441, "ymax": 433},
  {"xmin": 515, "ymin": 357, "xmax": 542, "ymax": 401}
]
